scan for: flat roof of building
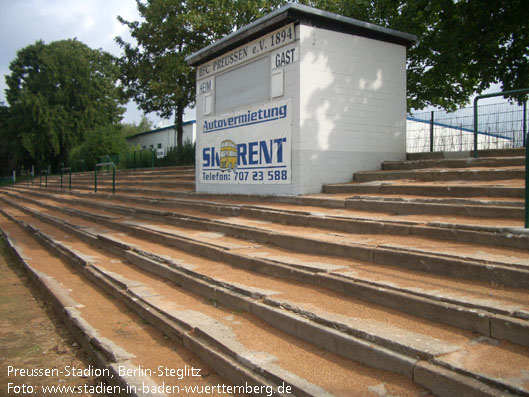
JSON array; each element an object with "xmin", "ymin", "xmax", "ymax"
[
  {"xmin": 186, "ymin": 3, "xmax": 417, "ymax": 67},
  {"xmin": 126, "ymin": 120, "xmax": 196, "ymax": 140}
]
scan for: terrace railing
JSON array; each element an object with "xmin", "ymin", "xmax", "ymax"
[
  {"xmin": 472, "ymin": 89, "xmax": 528, "ymax": 228},
  {"xmin": 94, "ymin": 162, "xmax": 115, "ymax": 194}
]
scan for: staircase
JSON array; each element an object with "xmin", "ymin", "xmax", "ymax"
[{"xmin": 1, "ymin": 151, "xmax": 528, "ymax": 396}]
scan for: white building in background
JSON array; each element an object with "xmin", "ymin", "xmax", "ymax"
[
  {"xmin": 126, "ymin": 121, "xmax": 196, "ymax": 156},
  {"xmin": 187, "ymin": 4, "xmax": 416, "ymax": 196}
]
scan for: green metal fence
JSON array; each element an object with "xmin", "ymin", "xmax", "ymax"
[
  {"xmin": 133, "ymin": 148, "xmax": 155, "ymax": 171},
  {"xmin": 40, "ymin": 169, "xmax": 48, "ymax": 188},
  {"xmin": 94, "ymin": 162, "xmax": 115, "ymax": 194},
  {"xmin": 472, "ymin": 89, "xmax": 529, "ymax": 228},
  {"xmin": 60, "ymin": 166, "xmax": 72, "ymax": 190},
  {"xmin": 473, "ymin": 89, "xmax": 528, "ymax": 158},
  {"xmin": 75, "ymin": 159, "xmax": 85, "ymax": 173},
  {"xmin": 408, "ymin": 101, "xmax": 527, "ymax": 153}
]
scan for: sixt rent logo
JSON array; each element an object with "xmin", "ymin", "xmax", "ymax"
[
  {"xmin": 202, "ymin": 104, "xmax": 287, "ymax": 134},
  {"xmin": 203, "ymin": 138, "xmax": 287, "ymax": 170}
]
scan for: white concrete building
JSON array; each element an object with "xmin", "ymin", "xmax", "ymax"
[
  {"xmin": 126, "ymin": 121, "xmax": 196, "ymax": 155},
  {"xmin": 187, "ymin": 4, "xmax": 416, "ymax": 195}
]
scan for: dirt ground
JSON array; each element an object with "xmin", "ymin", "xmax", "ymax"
[{"xmin": 0, "ymin": 236, "xmax": 109, "ymax": 396}]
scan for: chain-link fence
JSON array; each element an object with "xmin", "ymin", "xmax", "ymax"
[{"xmin": 407, "ymin": 101, "xmax": 527, "ymax": 153}]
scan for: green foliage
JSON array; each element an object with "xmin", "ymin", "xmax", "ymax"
[
  {"xmin": 68, "ymin": 124, "xmax": 127, "ymax": 171},
  {"xmin": 121, "ymin": 116, "xmax": 153, "ymax": 138},
  {"xmin": 0, "ymin": 104, "xmax": 15, "ymax": 174},
  {"xmin": 157, "ymin": 140, "xmax": 195, "ymax": 167},
  {"xmin": 118, "ymin": 0, "xmax": 528, "ymax": 114},
  {"xmin": 300, "ymin": 0, "xmax": 529, "ymax": 110},
  {"xmin": 116, "ymin": 0, "xmax": 286, "ymax": 147},
  {"xmin": 119, "ymin": 140, "xmax": 195, "ymax": 170},
  {"xmin": 119, "ymin": 146, "xmax": 152, "ymax": 170},
  {"xmin": 0, "ymin": 174, "xmax": 34, "ymax": 187},
  {"xmin": 116, "ymin": 0, "xmax": 198, "ymax": 148},
  {"xmin": 0, "ymin": 103, "xmax": 33, "ymax": 175},
  {"xmin": 4, "ymin": 39, "xmax": 125, "ymax": 168}
]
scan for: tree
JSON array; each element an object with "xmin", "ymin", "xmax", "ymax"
[
  {"xmin": 0, "ymin": 103, "xmax": 15, "ymax": 175},
  {"xmin": 121, "ymin": 115, "xmax": 153, "ymax": 138},
  {"xmin": 116, "ymin": 0, "xmax": 527, "ymax": 116},
  {"xmin": 299, "ymin": 0, "xmax": 529, "ymax": 110},
  {"xmin": 0, "ymin": 102, "xmax": 33, "ymax": 175},
  {"xmin": 4, "ymin": 39, "xmax": 125, "ymax": 168},
  {"xmin": 68, "ymin": 124, "xmax": 128, "ymax": 171},
  {"xmin": 116, "ymin": 0, "xmax": 285, "ymax": 148},
  {"xmin": 455, "ymin": 0, "xmax": 528, "ymax": 103}
]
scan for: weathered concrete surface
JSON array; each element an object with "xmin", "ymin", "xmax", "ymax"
[{"xmin": 2, "ymin": 149, "xmax": 528, "ymax": 396}]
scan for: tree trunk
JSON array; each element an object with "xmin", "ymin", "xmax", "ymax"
[{"xmin": 175, "ymin": 102, "xmax": 184, "ymax": 148}]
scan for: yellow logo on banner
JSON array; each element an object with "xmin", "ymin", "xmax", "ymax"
[{"xmin": 220, "ymin": 140, "xmax": 238, "ymax": 172}]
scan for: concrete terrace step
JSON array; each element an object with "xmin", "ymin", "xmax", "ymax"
[
  {"xmin": 353, "ymin": 167, "xmax": 525, "ymax": 183},
  {"xmin": 5, "ymin": 191, "xmax": 529, "ymax": 341},
  {"xmin": 0, "ymin": 200, "xmax": 435, "ymax": 396},
  {"xmin": 119, "ymin": 165, "xmax": 195, "ymax": 173},
  {"xmin": 344, "ymin": 196, "xmax": 523, "ymax": 219},
  {"xmin": 0, "ymin": 203, "xmax": 435, "ymax": 396},
  {"xmin": 14, "ymin": 181, "xmax": 527, "ymax": 231},
  {"xmin": 48, "ymin": 172, "xmax": 195, "ymax": 181},
  {"xmin": 406, "ymin": 148, "xmax": 526, "ymax": 160},
  {"xmin": 9, "ymin": 186, "xmax": 529, "ymax": 251},
  {"xmin": 323, "ymin": 181, "xmax": 524, "ymax": 198},
  {"xmin": 109, "ymin": 165, "xmax": 195, "ymax": 176},
  {"xmin": 3, "ymin": 158, "xmax": 529, "ymax": 395},
  {"xmin": 35, "ymin": 168, "xmax": 195, "ymax": 185},
  {"xmin": 0, "ymin": 209, "xmax": 245, "ymax": 396},
  {"xmin": 382, "ymin": 156, "xmax": 525, "ymax": 171},
  {"xmin": 2, "ymin": 193, "xmax": 529, "ymax": 396},
  {"xmin": 42, "ymin": 165, "xmax": 194, "ymax": 177},
  {"xmin": 4, "ymin": 189, "xmax": 529, "ymax": 290},
  {"xmin": 41, "ymin": 171, "xmax": 196, "ymax": 189},
  {"xmin": 4, "ymin": 152, "xmax": 529, "ymax": 395},
  {"xmin": 45, "ymin": 173, "xmax": 195, "ymax": 183},
  {"xmin": 45, "ymin": 179, "xmax": 196, "ymax": 189}
]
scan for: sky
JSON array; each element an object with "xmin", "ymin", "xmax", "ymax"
[{"xmin": 0, "ymin": 0, "xmax": 187, "ymax": 127}]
